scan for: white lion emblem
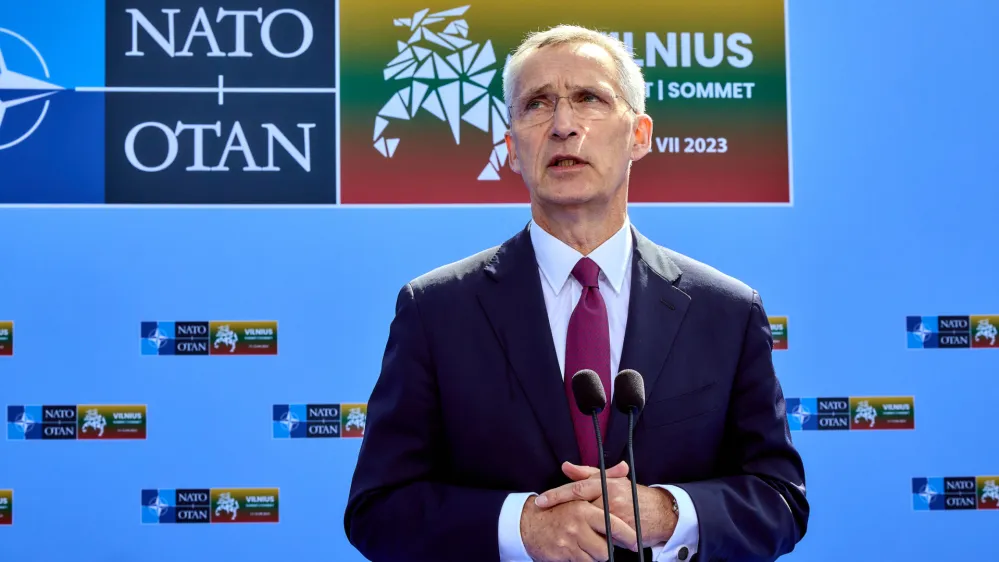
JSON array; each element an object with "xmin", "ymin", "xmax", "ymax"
[
  {"xmin": 81, "ymin": 409, "xmax": 106, "ymax": 437},
  {"xmin": 854, "ymin": 400, "xmax": 877, "ymax": 428},
  {"xmin": 214, "ymin": 325, "xmax": 238, "ymax": 353},
  {"xmin": 375, "ymin": 5, "xmax": 511, "ymax": 181},
  {"xmin": 974, "ymin": 319, "xmax": 997, "ymax": 345},
  {"xmin": 982, "ymin": 480, "xmax": 999, "ymax": 505},
  {"xmin": 215, "ymin": 492, "xmax": 239, "ymax": 521},
  {"xmin": 345, "ymin": 407, "xmax": 366, "ymax": 433}
]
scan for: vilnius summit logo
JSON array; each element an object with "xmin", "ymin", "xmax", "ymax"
[
  {"xmin": 786, "ymin": 396, "xmax": 915, "ymax": 431},
  {"xmin": 142, "ymin": 488, "xmax": 280, "ymax": 524},
  {"xmin": 142, "ymin": 321, "xmax": 278, "ymax": 355},
  {"xmin": 7, "ymin": 405, "xmax": 148, "ymax": 440},
  {"xmin": 0, "ymin": 321, "xmax": 12, "ymax": 355},
  {"xmin": 907, "ymin": 315, "xmax": 999, "ymax": 349}
]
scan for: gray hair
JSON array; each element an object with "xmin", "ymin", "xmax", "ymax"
[{"xmin": 502, "ymin": 24, "xmax": 647, "ymax": 116}]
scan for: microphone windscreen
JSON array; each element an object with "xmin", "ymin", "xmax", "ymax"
[
  {"xmin": 614, "ymin": 369, "xmax": 646, "ymax": 413},
  {"xmin": 571, "ymin": 369, "xmax": 607, "ymax": 415}
]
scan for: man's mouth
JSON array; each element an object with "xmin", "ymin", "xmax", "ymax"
[{"xmin": 548, "ymin": 155, "xmax": 588, "ymax": 168}]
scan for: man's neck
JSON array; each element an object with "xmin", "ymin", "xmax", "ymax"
[{"xmin": 532, "ymin": 203, "xmax": 627, "ymax": 256}]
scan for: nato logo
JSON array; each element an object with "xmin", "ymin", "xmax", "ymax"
[
  {"xmin": 141, "ymin": 321, "xmax": 212, "ymax": 355},
  {"xmin": 141, "ymin": 321, "xmax": 175, "ymax": 355},
  {"xmin": 907, "ymin": 315, "xmax": 975, "ymax": 348},
  {"xmin": 785, "ymin": 398, "xmax": 816, "ymax": 431},
  {"xmin": 142, "ymin": 489, "xmax": 177, "ymax": 523},
  {"xmin": 1, "ymin": 2, "xmax": 338, "ymax": 205},
  {"xmin": 913, "ymin": 477, "xmax": 981, "ymax": 511},
  {"xmin": 273, "ymin": 403, "xmax": 343, "ymax": 438},
  {"xmin": 913, "ymin": 478, "xmax": 946, "ymax": 510},
  {"xmin": 273, "ymin": 404, "xmax": 308, "ymax": 438},
  {"xmin": 907, "ymin": 316, "xmax": 939, "ymax": 348},
  {"xmin": 6, "ymin": 405, "xmax": 42, "ymax": 440}
]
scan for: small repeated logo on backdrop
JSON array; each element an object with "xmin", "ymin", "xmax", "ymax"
[
  {"xmin": 272, "ymin": 403, "xmax": 367, "ymax": 438},
  {"xmin": 341, "ymin": 403, "xmax": 367, "ymax": 438},
  {"xmin": 7, "ymin": 405, "xmax": 147, "ymax": 440},
  {"xmin": 0, "ymin": 321, "xmax": 12, "ymax": 356},
  {"xmin": 141, "ymin": 488, "xmax": 279, "ymax": 524},
  {"xmin": 0, "ymin": 490, "xmax": 11, "ymax": 525},
  {"xmin": 786, "ymin": 396, "xmax": 915, "ymax": 431},
  {"xmin": 768, "ymin": 316, "xmax": 788, "ymax": 350},
  {"xmin": 907, "ymin": 315, "xmax": 999, "ymax": 349},
  {"xmin": 141, "ymin": 321, "xmax": 278, "ymax": 355},
  {"xmin": 912, "ymin": 476, "xmax": 999, "ymax": 511}
]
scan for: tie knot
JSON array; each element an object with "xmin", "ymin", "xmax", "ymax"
[{"xmin": 571, "ymin": 257, "xmax": 601, "ymax": 288}]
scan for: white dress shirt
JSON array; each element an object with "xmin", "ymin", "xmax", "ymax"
[{"xmin": 497, "ymin": 217, "xmax": 700, "ymax": 561}]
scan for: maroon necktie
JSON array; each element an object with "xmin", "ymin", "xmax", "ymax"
[{"xmin": 564, "ymin": 257, "xmax": 612, "ymax": 467}]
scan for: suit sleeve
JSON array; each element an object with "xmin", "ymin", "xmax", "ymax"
[
  {"xmin": 343, "ymin": 283, "xmax": 512, "ymax": 562},
  {"xmin": 679, "ymin": 290, "xmax": 809, "ymax": 562}
]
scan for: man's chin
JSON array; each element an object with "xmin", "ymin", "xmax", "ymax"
[{"xmin": 534, "ymin": 186, "xmax": 600, "ymax": 208}]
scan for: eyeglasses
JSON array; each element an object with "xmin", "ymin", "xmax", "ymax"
[{"xmin": 509, "ymin": 89, "xmax": 636, "ymax": 127}]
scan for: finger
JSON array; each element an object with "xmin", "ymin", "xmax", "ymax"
[
  {"xmin": 575, "ymin": 525, "xmax": 610, "ymax": 562},
  {"xmin": 584, "ymin": 504, "xmax": 639, "ymax": 552},
  {"xmin": 582, "ymin": 500, "xmax": 638, "ymax": 554},
  {"xmin": 589, "ymin": 487, "xmax": 635, "ymax": 519},
  {"xmin": 536, "ymin": 478, "xmax": 601, "ymax": 508},
  {"xmin": 562, "ymin": 462, "xmax": 598, "ymax": 481},
  {"xmin": 562, "ymin": 461, "xmax": 629, "ymax": 481},
  {"xmin": 538, "ymin": 476, "xmax": 635, "ymax": 509}
]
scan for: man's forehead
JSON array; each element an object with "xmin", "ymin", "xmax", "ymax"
[{"xmin": 515, "ymin": 43, "xmax": 618, "ymax": 95}]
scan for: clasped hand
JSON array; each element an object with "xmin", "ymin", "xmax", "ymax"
[{"xmin": 520, "ymin": 461, "xmax": 674, "ymax": 562}]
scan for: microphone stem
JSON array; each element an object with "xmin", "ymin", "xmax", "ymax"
[
  {"xmin": 629, "ymin": 408, "xmax": 645, "ymax": 562},
  {"xmin": 593, "ymin": 412, "xmax": 614, "ymax": 562}
]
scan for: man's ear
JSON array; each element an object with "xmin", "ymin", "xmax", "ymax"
[
  {"xmin": 630, "ymin": 114, "xmax": 653, "ymax": 161},
  {"xmin": 505, "ymin": 130, "xmax": 521, "ymax": 174}
]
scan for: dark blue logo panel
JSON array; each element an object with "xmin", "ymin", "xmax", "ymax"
[{"xmin": 101, "ymin": 0, "xmax": 337, "ymax": 204}]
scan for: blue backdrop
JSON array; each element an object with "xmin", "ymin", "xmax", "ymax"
[{"xmin": 2, "ymin": 0, "xmax": 998, "ymax": 560}]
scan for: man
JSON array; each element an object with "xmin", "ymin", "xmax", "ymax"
[{"xmin": 344, "ymin": 24, "xmax": 808, "ymax": 562}]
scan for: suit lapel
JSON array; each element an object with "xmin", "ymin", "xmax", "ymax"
[
  {"xmin": 604, "ymin": 226, "xmax": 691, "ymax": 466},
  {"xmin": 476, "ymin": 225, "xmax": 581, "ymax": 466}
]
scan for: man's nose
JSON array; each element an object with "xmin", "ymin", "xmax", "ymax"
[{"xmin": 549, "ymin": 99, "xmax": 579, "ymax": 139}]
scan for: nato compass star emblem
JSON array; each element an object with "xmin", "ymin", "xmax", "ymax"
[
  {"xmin": 912, "ymin": 321, "xmax": 932, "ymax": 343},
  {"xmin": 0, "ymin": 28, "xmax": 64, "ymax": 151},
  {"xmin": 13, "ymin": 411, "xmax": 35, "ymax": 435},
  {"xmin": 280, "ymin": 410, "xmax": 300, "ymax": 432},
  {"xmin": 790, "ymin": 402, "xmax": 810, "ymax": 427},
  {"xmin": 919, "ymin": 482, "xmax": 938, "ymax": 506},
  {"xmin": 145, "ymin": 327, "xmax": 169, "ymax": 351},
  {"xmin": 147, "ymin": 494, "xmax": 170, "ymax": 517}
]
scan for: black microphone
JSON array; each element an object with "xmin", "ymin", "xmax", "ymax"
[
  {"xmin": 571, "ymin": 369, "xmax": 614, "ymax": 562},
  {"xmin": 614, "ymin": 369, "xmax": 647, "ymax": 562}
]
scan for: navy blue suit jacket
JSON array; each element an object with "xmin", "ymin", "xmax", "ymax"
[{"xmin": 344, "ymin": 224, "xmax": 808, "ymax": 562}]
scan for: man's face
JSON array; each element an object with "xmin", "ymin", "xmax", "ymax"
[{"xmin": 504, "ymin": 42, "xmax": 652, "ymax": 209}]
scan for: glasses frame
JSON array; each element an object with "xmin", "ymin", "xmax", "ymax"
[{"xmin": 508, "ymin": 89, "xmax": 638, "ymax": 128}]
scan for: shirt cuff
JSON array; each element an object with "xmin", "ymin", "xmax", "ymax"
[
  {"xmin": 649, "ymin": 484, "xmax": 699, "ymax": 561},
  {"xmin": 498, "ymin": 492, "xmax": 536, "ymax": 561}
]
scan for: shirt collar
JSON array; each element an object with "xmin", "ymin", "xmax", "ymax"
[{"xmin": 529, "ymin": 216, "xmax": 633, "ymax": 296}]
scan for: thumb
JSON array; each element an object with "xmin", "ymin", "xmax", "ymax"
[{"xmin": 605, "ymin": 460, "xmax": 630, "ymax": 479}]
